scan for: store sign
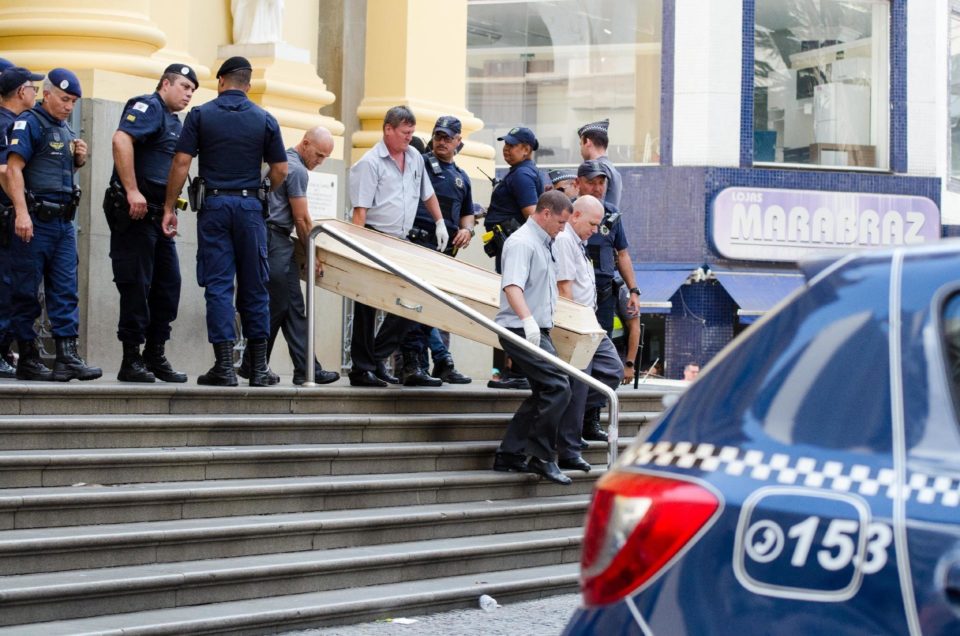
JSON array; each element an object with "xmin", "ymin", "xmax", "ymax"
[{"xmin": 711, "ymin": 187, "xmax": 940, "ymax": 262}]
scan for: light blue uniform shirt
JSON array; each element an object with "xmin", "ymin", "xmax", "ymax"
[
  {"xmin": 496, "ymin": 218, "xmax": 557, "ymax": 329},
  {"xmin": 349, "ymin": 140, "xmax": 435, "ymax": 238}
]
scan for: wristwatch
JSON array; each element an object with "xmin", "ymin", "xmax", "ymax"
[
  {"xmin": 629, "ymin": 287, "xmax": 641, "ymax": 296},
  {"xmin": 625, "ymin": 361, "xmax": 634, "ymax": 368}
]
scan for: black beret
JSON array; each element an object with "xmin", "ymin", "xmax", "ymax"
[
  {"xmin": 163, "ymin": 63, "xmax": 199, "ymax": 89},
  {"xmin": 216, "ymin": 56, "xmax": 253, "ymax": 78}
]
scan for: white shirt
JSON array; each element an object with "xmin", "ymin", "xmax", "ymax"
[
  {"xmin": 554, "ymin": 222, "xmax": 596, "ymax": 308},
  {"xmin": 349, "ymin": 140, "xmax": 435, "ymax": 238}
]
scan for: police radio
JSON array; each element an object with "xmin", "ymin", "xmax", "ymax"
[
  {"xmin": 425, "ymin": 152, "xmax": 442, "ymax": 176},
  {"xmin": 600, "ymin": 210, "xmax": 621, "ymax": 236}
]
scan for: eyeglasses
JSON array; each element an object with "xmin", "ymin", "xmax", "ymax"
[{"xmin": 432, "ymin": 132, "xmax": 456, "ymax": 143}]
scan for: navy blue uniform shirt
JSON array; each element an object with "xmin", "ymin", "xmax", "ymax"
[
  {"xmin": 6, "ymin": 105, "xmax": 76, "ymax": 202},
  {"xmin": 414, "ymin": 152, "xmax": 473, "ymax": 236},
  {"xmin": 485, "ymin": 158, "xmax": 542, "ymax": 225},
  {"xmin": 175, "ymin": 89, "xmax": 286, "ymax": 189},
  {"xmin": 0, "ymin": 106, "xmax": 18, "ymax": 206},
  {"xmin": 112, "ymin": 92, "xmax": 182, "ymax": 198},
  {"xmin": 586, "ymin": 200, "xmax": 629, "ymax": 288}
]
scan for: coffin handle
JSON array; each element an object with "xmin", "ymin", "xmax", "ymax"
[{"xmin": 395, "ymin": 298, "xmax": 424, "ymax": 313}]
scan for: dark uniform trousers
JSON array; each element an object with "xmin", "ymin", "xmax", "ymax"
[
  {"xmin": 558, "ymin": 335, "xmax": 623, "ymax": 460},
  {"xmin": 350, "ymin": 303, "xmax": 415, "ymax": 373},
  {"xmin": 196, "ymin": 195, "xmax": 270, "ymax": 343},
  {"xmin": 265, "ymin": 224, "xmax": 313, "ymax": 375},
  {"xmin": 110, "ymin": 214, "xmax": 181, "ymax": 344},
  {"xmin": 9, "ymin": 214, "xmax": 79, "ymax": 340},
  {"xmin": 0, "ymin": 221, "xmax": 13, "ymax": 346},
  {"xmin": 497, "ymin": 328, "xmax": 571, "ymax": 461},
  {"xmin": 595, "ymin": 279, "xmax": 616, "ymax": 335}
]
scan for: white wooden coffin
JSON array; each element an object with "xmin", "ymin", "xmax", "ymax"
[{"xmin": 302, "ymin": 219, "xmax": 604, "ymax": 369}]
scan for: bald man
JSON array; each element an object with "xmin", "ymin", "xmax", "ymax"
[{"xmin": 238, "ymin": 126, "xmax": 340, "ymax": 385}]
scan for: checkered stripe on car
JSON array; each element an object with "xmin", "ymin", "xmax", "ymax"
[{"xmin": 625, "ymin": 441, "xmax": 960, "ymax": 507}]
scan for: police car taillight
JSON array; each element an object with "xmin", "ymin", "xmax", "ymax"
[{"xmin": 580, "ymin": 471, "xmax": 720, "ymax": 606}]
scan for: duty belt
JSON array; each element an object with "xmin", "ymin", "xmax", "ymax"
[
  {"xmin": 266, "ymin": 221, "xmax": 293, "ymax": 235},
  {"xmin": 32, "ymin": 199, "xmax": 76, "ymax": 222},
  {"xmin": 207, "ymin": 188, "xmax": 259, "ymax": 197}
]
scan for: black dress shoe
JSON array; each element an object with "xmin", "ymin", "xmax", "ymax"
[
  {"xmin": 294, "ymin": 368, "xmax": 340, "ymax": 385},
  {"xmin": 525, "ymin": 457, "xmax": 572, "ymax": 485},
  {"xmin": 374, "ymin": 361, "xmax": 399, "ymax": 384},
  {"xmin": 486, "ymin": 376, "xmax": 530, "ymax": 390},
  {"xmin": 492, "ymin": 452, "xmax": 528, "ymax": 473},
  {"xmin": 349, "ymin": 370, "xmax": 388, "ymax": 387},
  {"xmin": 558, "ymin": 456, "xmax": 592, "ymax": 472}
]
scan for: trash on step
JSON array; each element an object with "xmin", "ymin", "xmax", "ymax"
[
  {"xmin": 479, "ymin": 594, "xmax": 501, "ymax": 612},
  {"xmin": 379, "ymin": 617, "xmax": 418, "ymax": 624}
]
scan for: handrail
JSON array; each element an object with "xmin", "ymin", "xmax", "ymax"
[{"xmin": 304, "ymin": 221, "xmax": 620, "ymax": 467}]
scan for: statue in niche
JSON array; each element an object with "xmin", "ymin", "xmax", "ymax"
[{"xmin": 231, "ymin": 0, "xmax": 285, "ymax": 44}]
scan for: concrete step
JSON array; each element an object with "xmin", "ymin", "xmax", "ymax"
[
  {"xmin": 0, "ymin": 528, "xmax": 583, "ymax": 626},
  {"xmin": 0, "ymin": 440, "xmax": 626, "ymax": 488},
  {"xmin": 0, "ymin": 562, "xmax": 579, "ymax": 635},
  {"xmin": 0, "ymin": 495, "xmax": 590, "ymax": 575},
  {"xmin": 0, "ymin": 469, "xmax": 605, "ymax": 529},
  {"xmin": 0, "ymin": 412, "xmax": 656, "ymax": 450},
  {"xmin": 0, "ymin": 381, "xmax": 672, "ymax": 416}
]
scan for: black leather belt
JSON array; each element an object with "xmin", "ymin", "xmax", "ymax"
[
  {"xmin": 207, "ymin": 188, "xmax": 258, "ymax": 197},
  {"xmin": 266, "ymin": 222, "xmax": 292, "ymax": 234}
]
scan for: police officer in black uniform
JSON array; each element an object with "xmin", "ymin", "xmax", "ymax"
[
  {"xmin": 6, "ymin": 68, "xmax": 101, "ymax": 381},
  {"xmin": 0, "ymin": 64, "xmax": 43, "ymax": 378},
  {"xmin": 575, "ymin": 159, "xmax": 640, "ymax": 441},
  {"xmin": 107, "ymin": 64, "xmax": 198, "ymax": 383},
  {"xmin": 162, "ymin": 56, "xmax": 288, "ymax": 387},
  {"xmin": 400, "ymin": 115, "xmax": 474, "ymax": 385}
]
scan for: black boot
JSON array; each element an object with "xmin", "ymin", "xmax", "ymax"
[
  {"xmin": 247, "ymin": 338, "xmax": 278, "ymax": 387},
  {"xmin": 53, "ymin": 338, "xmax": 103, "ymax": 382},
  {"xmin": 237, "ymin": 347, "xmax": 279, "ymax": 384},
  {"xmin": 431, "ymin": 356, "xmax": 471, "ymax": 384},
  {"xmin": 15, "ymin": 339, "xmax": 52, "ymax": 381},
  {"xmin": 401, "ymin": 350, "xmax": 441, "ymax": 387},
  {"xmin": 0, "ymin": 342, "xmax": 15, "ymax": 379},
  {"xmin": 197, "ymin": 341, "xmax": 238, "ymax": 386},
  {"xmin": 143, "ymin": 340, "xmax": 187, "ymax": 383},
  {"xmin": 582, "ymin": 407, "xmax": 608, "ymax": 442},
  {"xmin": 117, "ymin": 342, "xmax": 155, "ymax": 383},
  {"xmin": 374, "ymin": 360, "xmax": 399, "ymax": 384}
]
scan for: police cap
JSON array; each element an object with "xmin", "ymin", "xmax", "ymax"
[
  {"xmin": 577, "ymin": 160, "xmax": 606, "ymax": 180},
  {"xmin": 497, "ymin": 126, "xmax": 538, "ymax": 151},
  {"xmin": 577, "ymin": 118, "xmax": 609, "ymax": 138},
  {"xmin": 0, "ymin": 67, "xmax": 44, "ymax": 95},
  {"xmin": 163, "ymin": 63, "xmax": 199, "ymax": 89},
  {"xmin": 548, "ymin": 168, "xmax": 577, "ymax": 185},
  {"xmin": 0, "ymin": 58, "xmax": 13, "ymax": 75},
  {"xmin": 48, "ymin": 68, "xmax": 82, "ymax": 98},
  {"xmin": 216, "ymin": 56, "xmax": 253, "ymax": 78},
  {"xmin": 433, "ymin": 115, "xmax": 461, "ymax": 137}
]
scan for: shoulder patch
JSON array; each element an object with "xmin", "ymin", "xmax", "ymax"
[
  {"xmin": 126, "ymin": 114, "xmax": 137, "ymax": 122},
  {"xmin": 132, "ymin": 102, "xmax": 149, "ymax": 113},
  {"xmin": 12, "ymin": 120, "xmax": 26, "ymax": 131}
]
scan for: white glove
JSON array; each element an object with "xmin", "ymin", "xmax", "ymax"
[
  {"xmin": 522, "ymin": 316, "xmax": 541, "ymax": 347},
  {"xmin": 435, "ymin": 220, "xmax": 449, "ymax": 253}
]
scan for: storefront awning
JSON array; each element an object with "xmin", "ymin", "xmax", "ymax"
[
  {"xmin": 713, "ymin": 270, "xmax": 805, "ymax": 324},
  {"xmin": 635, "ymin": 267, "xmax": 694, "ymax": 314}
]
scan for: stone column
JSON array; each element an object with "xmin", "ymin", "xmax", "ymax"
[{"xmin": 353, "ymin": 0, "xmax": 494, "ymax": 173}]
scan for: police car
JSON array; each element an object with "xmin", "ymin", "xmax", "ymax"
[{"xmin": 564, "ymin": 243, "xmax": 960, "ymax": 635}]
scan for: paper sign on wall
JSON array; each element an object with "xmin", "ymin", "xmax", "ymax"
[{"xmin": 306, "ymin": 172, "xmax": 338, "ymax": 221}]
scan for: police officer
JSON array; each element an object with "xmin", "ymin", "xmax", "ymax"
[
  {"xmin": 575, "ymin": 159, "xmax": 640, "ymax": 441},
  {"xmin": 162, "ymin": 56, "xmax": 288, "ymax": 387},
  {"xmin": 484, "ymin": 126, "xmax": 542, "ymax": 390},
  {"xmin": 400, "ymin": 115, "xmax": 474, "ymax": 385},
  {"xmin": 108, "ymin": 64, "xmax": 198, "ymax": 383},
  {"xmin": 5, "ymin": 68, "xmax": 101, "ymax": 381},
  {"xmin": 547, "ymin": 168, "xmax": 578, "ymax": 199},
  {"xmin": 577, "ymin": 118, "xmax": 622, "ymax": 208},
  {"xmin": 0, "ymin": 65, "xmax": 44, "ymax": 378}
]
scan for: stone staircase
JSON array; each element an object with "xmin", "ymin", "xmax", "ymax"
[{"xmin": 0, "ymin": 381, "xmax": 672, "ymax": 635}]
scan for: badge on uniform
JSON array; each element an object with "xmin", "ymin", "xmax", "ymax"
[
  {"xmin": 10, "ymin": 139, "xmax": 18, "ymax": 145},
  {"xmin": 12, "ymin": 121, "xmax": 26, "ymax": 131},
  {"xmin": 132, "ymin": 102, "xmax": 149, "ymax": 113},
  {"xmin": 455, "ymin": 176, "xmax": 464, "ymax": 189},
  {"xmin": 126, "ymin": 114, "xmax": 137, "ymax": 122},
  {"xmin": 49, "ymin": 141, "xmax": 64, "ymax": 150},
  {"xmin": 600, "ymin": 225, "xmax": 610, "ymax": 236}
]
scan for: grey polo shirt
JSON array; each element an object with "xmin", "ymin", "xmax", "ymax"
[
  {"xmin": 597, "ymin": 154, "xmax": 622, "ymax": 209},
  {"xmin": 349, "ymin": 140, "xmax": 435, "ymax": 238},
  {"xmin": 554, "ymin": 222, "xmax": 596, "ymax": 309},
  {"xmin": 496, "ymin": 218, "xmax": 557, "ymax": 329},
  {"xmin": 266, "ymin": 147, "xmax": 307, "ymax": 232}
]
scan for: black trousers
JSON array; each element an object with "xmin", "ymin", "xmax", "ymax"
[
  {"xmin": 497, "ymin": 328, "xmax": 571, "ymax": 461},
  {"xmin": 350, "ymin": 304, "xmax": 415, "ymax": 374}
]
